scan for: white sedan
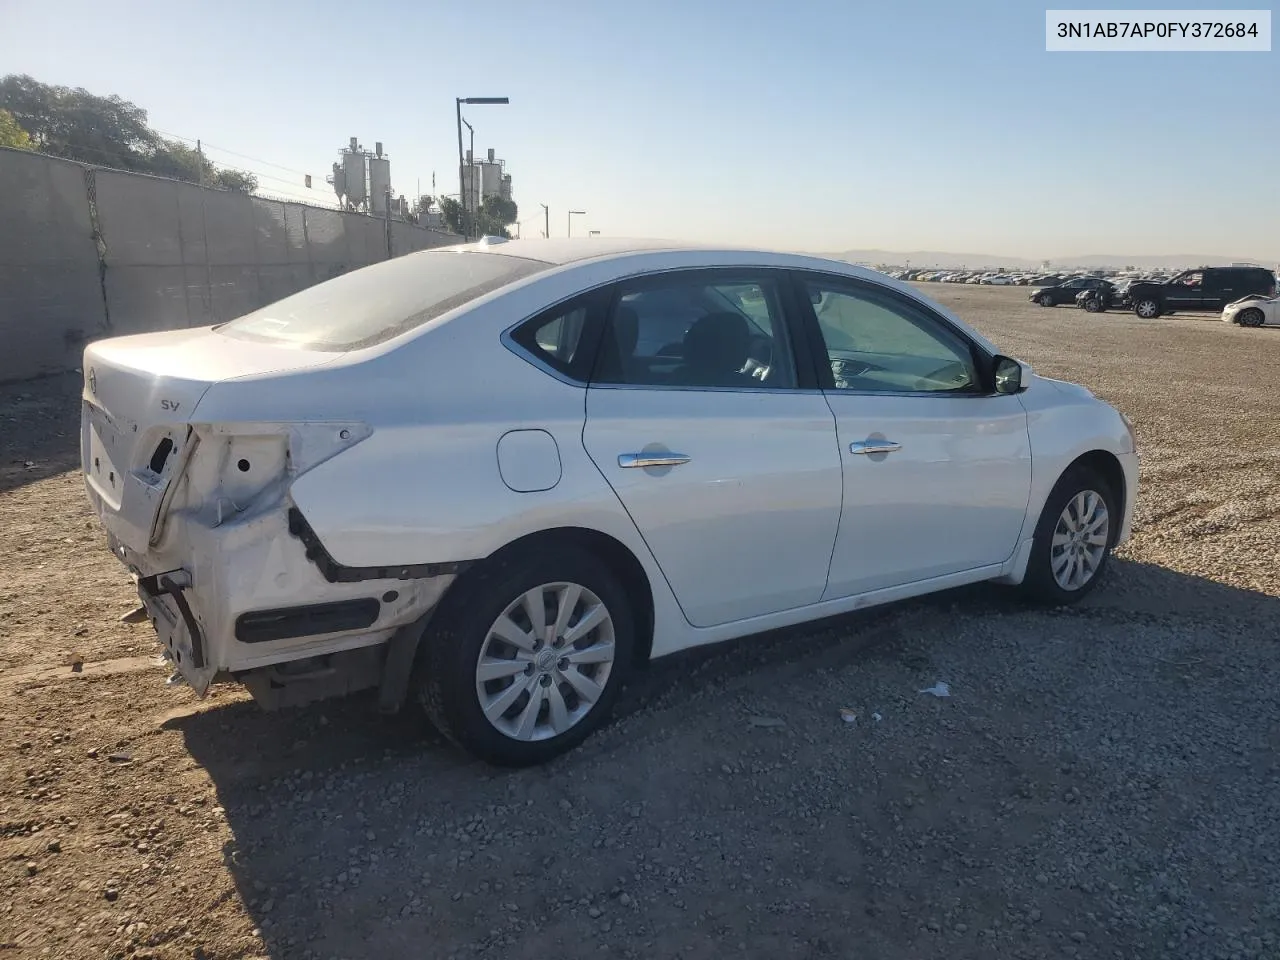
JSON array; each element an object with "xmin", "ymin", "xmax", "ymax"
[
  {"xmin": 1222, "ymin": 295, "xmax": 1280, "ymax": 327},
  {"xmin": 81, "ymin": 239, "xmax": 1138, "ymax": 766}
]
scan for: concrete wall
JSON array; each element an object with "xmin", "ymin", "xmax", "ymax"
[{"xmin": 0, "ymin": 146, "xmax": 462, "ymax": 382}]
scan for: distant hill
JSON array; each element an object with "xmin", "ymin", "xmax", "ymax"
[{"xmin": 818, "ymin": 249, "xmax": 1277, "ymax": 271}]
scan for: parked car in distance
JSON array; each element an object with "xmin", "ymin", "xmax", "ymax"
[
  {"xmin": 80, "ymin": 239, "xmax": 1139, "ymax": 766},
  {"xmin": 1222, "ymin": 294, "xmax": 1280, "ymax": 328},
  {"xmin": 1074, "ymin": 281, "xmax": 1119, "ymax": 313},
  {"xmin": 1030, "ymin": 276, "xmax": 1109, "ymax": 307},
  {"xmin": 1127, "ymin": 267, "xmax": 1277, "ymax": 319}
]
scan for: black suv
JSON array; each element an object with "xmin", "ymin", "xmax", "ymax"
[
  {"xmin": 1029, "ymin": 276, "xmax": 1109, "ymax": 307},
  {"xmin": 1127, "ymin": 267, "xmax": 1276, "ymax": 319}
]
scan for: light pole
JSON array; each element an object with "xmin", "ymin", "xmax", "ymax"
[
  {"xmin": 455, "ymin": 96, "xmax": 509, "ymax": 239},
  {"xmin": 459, "ymin": 117, "xmax": 474, "ymax": 233},
  {"xmin": 567, "ymin": 210, "xmax": 586, "ymax": 238}
]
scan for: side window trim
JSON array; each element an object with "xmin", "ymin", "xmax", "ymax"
[
  {"xmin": 786, "ymin": 270, "xmax": 997, "ymax": 396},
  {"xmin": 503, "ymin": 285, "xmax": 612, "ymax": 385},
  {"xmin": 588, "ymin": 267, "xmax": 814, "ymax": 392}
]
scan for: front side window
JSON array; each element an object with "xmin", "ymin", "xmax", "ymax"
[
  {"xmin": 801, "ymin": 278, "xmax": 981, "ymax": 394},
  {"xmin": 592, "ymin": 273, "xmax": 798, "ymax": 389}
]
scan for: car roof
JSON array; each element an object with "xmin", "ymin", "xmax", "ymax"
[{"xmin": 454, "ymin": 237, "xmax": 867, "ymax": 273}]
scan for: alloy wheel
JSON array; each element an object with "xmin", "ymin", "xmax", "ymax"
[
  {"xmin": 1050, "ymin": 490, "xmax": 1110, "ymax": 591},
  {"xmin": 474, "ymin": 582, "xmax": 616, "ymax": 742},
  {"xmin": 1136, "ymin": 299, "xmax": 1159, "ymax": 318}
]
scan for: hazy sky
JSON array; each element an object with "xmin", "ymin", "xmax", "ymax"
[{"xmin": 2, "ymin": 0, "xmax": 1276, "ymax": 258}]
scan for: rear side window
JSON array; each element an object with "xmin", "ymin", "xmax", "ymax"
[
  {"xmin": 218, "ymin": 250, "xmax": 548, "ymax": 351},
  {"xmin": 508, "ymin": 289, "xmax": 610, "ymax": 382}
]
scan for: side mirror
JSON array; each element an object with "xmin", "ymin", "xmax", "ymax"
[{"xmin": 994, "ymin": 355, "xmax": 1031, "ymax": 394}]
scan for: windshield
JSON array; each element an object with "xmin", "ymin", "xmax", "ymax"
[{"xmin": 217, "ymin": 250, "xmax": 549, "ymax": 351}]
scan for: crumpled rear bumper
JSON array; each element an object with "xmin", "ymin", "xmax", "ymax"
[{"xmin": 98, "ymin": 499, "xmax": 456, "ymax": 697}]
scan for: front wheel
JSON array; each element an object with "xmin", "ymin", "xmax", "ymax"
[
  {"xmin": 1134, "ymin": 298, "xmax": 1160, "ymax": 319},
  {"xmin": 1038, "ymin": 294, "xmax": 1055, "ymax": 307},
  {"xmin": 1237, "ymin": 307, "xmax": 1265, "ymax": 328},
  {"xmin": 416, "ymin": 545, "xmax": 634, "ymax": 766},
  {"xmin": 1084, "ymin": 297, "xmax": 1105, "ymax": 313},
  {"xmin": 1021, "ymin": 466, "xmax": 1117, "ymax": 605}
]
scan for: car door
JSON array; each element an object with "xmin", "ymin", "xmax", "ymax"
[
  {"xmin": 1165, "ymin": 271, "xmax": 1204, "ymax": 310},
  {"xmin": 582, "ymin": 268, "xmax": 843, "ymax": 628},
  {"xmin": 1199, "ymin": 271, "xmax": 1229, "ymax": 310},
  {"xmin": 792, "ymin": 272, "xmax": 1033, "ymax": 599}
]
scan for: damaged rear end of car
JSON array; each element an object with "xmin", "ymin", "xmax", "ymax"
[
  {"xmin": 81, "ymin": 335, "xmax": 464, "ymax": 711},
  {"xmin": 78, "ymin": 247, "xmax": 548, "ymax": 711}
]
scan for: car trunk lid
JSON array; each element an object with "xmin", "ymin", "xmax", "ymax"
[{"xmin": 81, "ymin": 326, "xmax": 336, "ymax": 555}]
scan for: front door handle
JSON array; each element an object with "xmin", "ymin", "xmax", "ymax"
[
  {"xmin": 850, "ymin": 440, "xmax": 902, "ymax": 455},
  {"xmin": 618, "ymin": 453, "xmax": 692, "ymax": 469}
]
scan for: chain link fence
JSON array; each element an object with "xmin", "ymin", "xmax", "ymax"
[{"xmin": 0, "ymin": 146, "xmax": 462, "ymax": 382}]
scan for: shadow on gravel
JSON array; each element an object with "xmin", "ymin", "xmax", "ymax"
[
  {"xmin": 164, "ymin": 557, "xmax": 1280, "ymax": 959},
  {"xmin": 0, "ymin": 372, "xmax": 83, "ymax": 495}
]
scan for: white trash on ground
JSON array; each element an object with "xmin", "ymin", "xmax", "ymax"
[{"xmin": 918, "ymin": 682, "xmax": 951, "ymax": 698}]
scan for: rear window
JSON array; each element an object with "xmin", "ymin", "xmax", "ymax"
[{"xmin": 217, "ymin": 250, "xmax": 548, "ymax": 351}]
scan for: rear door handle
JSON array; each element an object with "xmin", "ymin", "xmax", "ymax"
[
  {"xmin": 618, "ymin": 453, "xmax": 691, "ymax": 468},
  {"xmin": 850, "ymin": 440, "xmax": 901, "ymax": 455}
]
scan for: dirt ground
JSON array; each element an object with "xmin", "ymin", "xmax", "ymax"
[{"xmin": 2, "ymin": 285, "xmax": 1279, "ymax": 960}]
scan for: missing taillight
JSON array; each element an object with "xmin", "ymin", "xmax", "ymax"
[{"xmin": 149, "ymin": 438, "xmax": 175, "ymax": 474}]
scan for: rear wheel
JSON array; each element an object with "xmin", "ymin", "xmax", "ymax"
[
  {"xmin": 417, "ymin": 545, "xmax": 634, "ymax": 766},
  {"xmin": 1134, "ymin": 298, "xmax": 1160, "ymax": 319},
  {"xmin": 1021, "ymin": 466, "xmax": 1117, "ymax": 605},
  {"xmin": 1237, "ymin": 307, "xmax": 1265, "ymax": 328},
  {"xmin": 1084, "ymin": 296, "xmax": 1105, "ymax": 313}
]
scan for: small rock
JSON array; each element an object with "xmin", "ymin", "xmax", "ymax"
[
  {"xmin": 619, "ymin": 893, "xmax": 632, "ymax": 907},
  {"xmin": 558, "ymin": 799, "xmax": 572, "ymax": 813},
  {"xmin": 107, "ymin": 752, "xmax": 133, "ymax": 763},
  {"xmin": 46, "ymin": 840, "xmax": 61, "ymax": 853},
  {"xmin": 104, "ymin": 887, "xmax": 119, "ymax": 901},
  {"xmin": 25, "ymin": 862, "xmax": 38, "ymax": 876},
  {"xmin": 1071, "ymin": 931, "xmax": 1086, "ymax": 943},
  {"xmin": 588, "ymin": 906, "xmax": 603, "ymax": 919}
]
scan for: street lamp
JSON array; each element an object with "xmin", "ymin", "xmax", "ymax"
[
  {"xmin": 455, "ymin": 96, "xmax": 509, "ymax": 239},
  {"xmin": 567, "ymin": 210, "xmax": 586, "ymax": 238},
  {"xmin": 459, "ymin": 117, "xmax": 474, "ymax": 231}
]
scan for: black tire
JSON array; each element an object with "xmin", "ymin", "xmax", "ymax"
[
  {"xmin": 416, "ymin": 544, "xmax": 635, "ymax": 767},
  {"xmin": 1237, "ymin": 307, "xmax": 1265, "ymax": 328},
  {"xmin": 1084, "ymin": 297, "xmax": 1105, "ymax": 313},
  {"xmin": 1038, "ymin": 294, "xmax": 1055, "ymax": 307},
  {"xmin": 1021, "ymin": 465, "xmax": 1118, "ymax": 606},
  {"xmin": 1134, "ymin": 298, "xmax": 1161, "ymax": 319}
]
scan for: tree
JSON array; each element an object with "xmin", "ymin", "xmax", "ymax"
[
  {"xmin": 209, "ymin": 168, "xmax": 258, "ymax": 193},
  {"xmin": 414, "ymin": 194, "xmax": 434, "ymax": 215},
  {"xmin": 0, "ymin": 108, "xmax": 31, "ymax": 149},
  {"xmin": 437, "ymin": 196, "xmax": 464, "ymax": 234},
  {"xmin": 475, "ymin": 194, "xmax": 518, "ymax": 238},
  {"xmin": 1, "ymin": 73, "xmax": 158, "ymax": 168},
  {"xmin": 0, "ymin": 74, "xmax": 256, "ymax": 193}
]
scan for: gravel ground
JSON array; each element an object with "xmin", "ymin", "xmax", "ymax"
[{"xmin": 2, "ymin": 285, "xmax": 1278, "ymax": 960}]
